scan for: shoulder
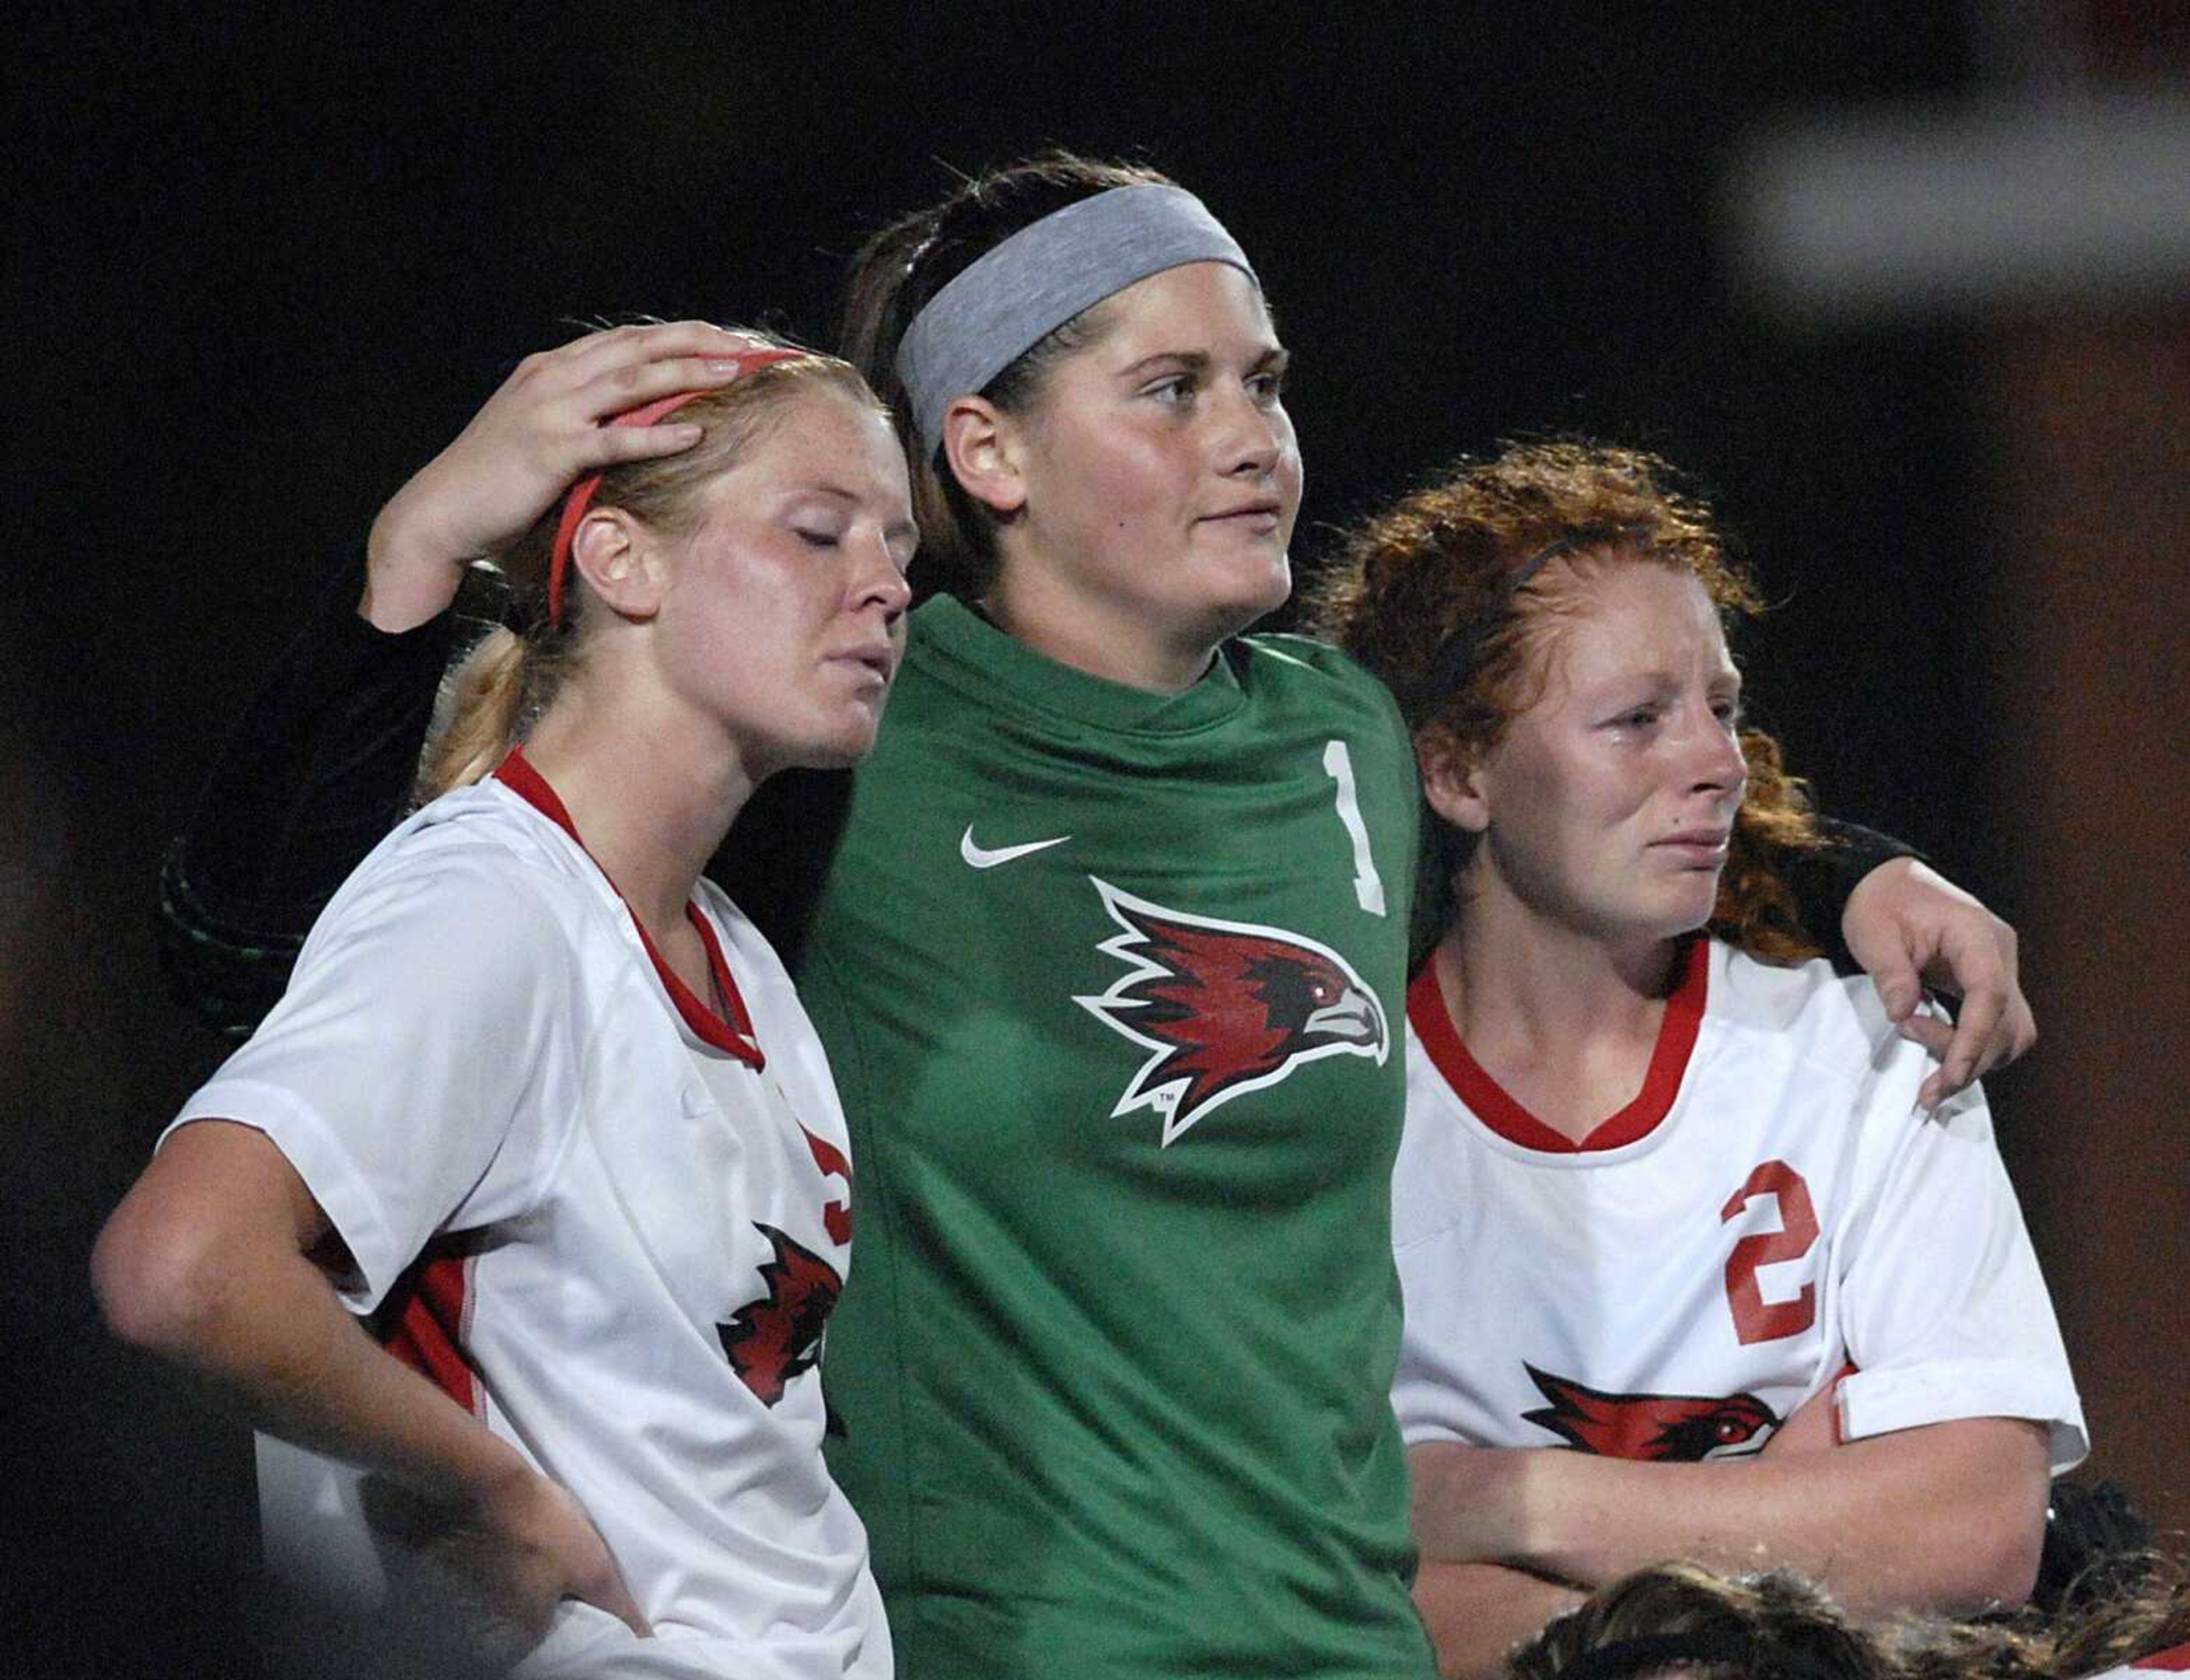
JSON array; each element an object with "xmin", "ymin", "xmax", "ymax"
[
  {"xmin": 1709, "ymin": 941, "xmax": 1905, "ymax": 1062},
  {"xmin": 1706, "ymin": 940, "xmax": 1949, "ymax": 1135},
  {"xmin": 301, "ymin": 782, "xmax": 601, "ymax": 983},
  {"xmin": 1234, "ymin": 631, "xmax": 1398, "ymax": 707},
  {"xmin": 1233, "ymin": 632, "xmax": 1411, "ymax": 760}
]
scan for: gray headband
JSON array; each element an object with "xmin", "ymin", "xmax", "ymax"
[{"xmin": 894, "ymin": 183, "xmax": 1258, "ymax": 454}]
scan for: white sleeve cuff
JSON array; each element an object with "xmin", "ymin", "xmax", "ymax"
[
  {"xmin": 162, "ymin": 1087, "xmax": 405, "ymax": 1313},
  {"xmin": 1835, "ymin": 1358, "xmax": 2088, "ymax": 1475}
]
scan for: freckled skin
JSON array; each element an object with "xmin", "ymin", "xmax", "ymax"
[{"xmin": 1470, "ymin": 565, "xmax": 1750, "ymax": 946}]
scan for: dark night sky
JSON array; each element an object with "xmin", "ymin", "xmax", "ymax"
[{"xmin": 9, "ymin": 8, "xmax": 2044, "ymax": 1674}]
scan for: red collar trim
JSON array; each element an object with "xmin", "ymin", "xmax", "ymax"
[
  {"xmin": 494, "ymin": 748, "xmax": 763, "ymax": 1070},
  {"xmin": 1406, "ymin": 938, "xmax": 1708, "ymax": 1155}
]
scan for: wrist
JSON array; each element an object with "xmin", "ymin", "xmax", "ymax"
[
  {"xmin": 1840, "ymin": 854, "xmax": 1913, "ymax": 938},
  {"xmin": 363, "ymin": 499, "xmax": 468, "ymax": 633}
]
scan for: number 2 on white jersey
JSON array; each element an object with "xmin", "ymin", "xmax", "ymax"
[
  {"xmin": 1321, "ymin": 740, "xmax": 1388, "ymax": 917},
  {"xmin": 1721, "ymin": 1159, "xmax": 1819, "ymax": 1345}
]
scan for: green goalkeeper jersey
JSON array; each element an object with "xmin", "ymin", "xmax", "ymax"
[{"xmin": 802, "ymin": 596, "xmax": 1434, "ymax": 1679}]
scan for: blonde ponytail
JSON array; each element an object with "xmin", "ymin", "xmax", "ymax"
[{"xmin": 420, "ymin": 626, "xmax": 532, "ymax": 801}]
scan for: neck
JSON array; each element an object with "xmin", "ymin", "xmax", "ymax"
[
  {"xmin": 980, "ymin": 565, "xmax": 1220, "ymax": 695},
  {"xmin": 519, "ymin": 671, "xmax": 755, "ymax": 938},
  {"xmin": 1435, "ymin": 872, "xmax": 1688, "ymax": 1143}
]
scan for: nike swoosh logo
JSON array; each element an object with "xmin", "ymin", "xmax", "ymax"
[{"xmin": 960, "ymin": 826, "xmax": 1072, "ymax": 870}]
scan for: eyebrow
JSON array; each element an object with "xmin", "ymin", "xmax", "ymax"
[
  {"xmin": 1580, "ymin": 667, "xmax": 1743, "ymax": 700},
  {"xmin": 1113, "ymin": 343, "xmax": 1291, "ymax": 380}
]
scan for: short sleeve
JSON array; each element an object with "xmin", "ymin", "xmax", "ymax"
[
  {"xmin": 1834, "ymin": 1080, "xmax": 2088, "ymax": 1473},
  {"xmin": 167, "ymin": 836, "xmax": 586, "ymax": 1312}
]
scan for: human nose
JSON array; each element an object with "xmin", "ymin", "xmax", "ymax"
[
  {"xmin": 1210, "ymin": 380, "xmax": 1284, "ymax": 480},
  {"xmin": 1689, "ymin": 710, "xmax": 1749, "ymax": 801},
  {"xmin": 851, "ymin": 531, "xmax": 911, "ymax": 626}
]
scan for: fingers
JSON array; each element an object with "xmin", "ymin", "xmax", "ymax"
[
  {"xmin": 525, "ymin": 323, "xmax": 788, "ymax": 477},
  {"xmin": 580, "ymin": 1564, "xmax": 654, "ymax": 1641},
  {"xmin": 540, "ymin": 320, "xmax": 782, "ymax": 419},
  {"xmin": 1939, "ymin": 976, "xmax": 2007, "ymax": 1091},
  {"xmin": 536, "ymin": 1479, "xmax": 652, "ymax": 1639},
  {"xmin": 585, "ymin": 419, "xmax": 704, "ymax": 466},
  {"xmin": 1869, "ymin": 963, "xmax": 1924, "ymax": 1025},
  {"xmin": 578, "ymin": 346, "xmax": 774, "ymax": 421},
  {"xmin": 1915, "ymin": 912, "xmax": 2034, "ymax": 1103}
]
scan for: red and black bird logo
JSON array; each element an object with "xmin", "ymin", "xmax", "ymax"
[
  {"xmin": 717, "ymin": 1224, "xmax": 843, "ymax": 1407},
  {"xmin": 1075, "ymin": 879, "xmax": 1388, "ymax": 1146},
  {"xmin": 1522, "ymin": 1364, "xmax": 1778, "ymax": 1461}
]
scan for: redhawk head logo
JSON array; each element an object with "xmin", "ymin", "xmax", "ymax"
[
  {"xmin": 1522, "ymin": 1364, "xmax": 1778, "ymax": 1460},
  {"xmin": 717, "ymin": 1224, "xmax": 843, "ymax": 1407},
  {"xmin": 1074, "ymin": 879, "xmax": 1389, "ymax": 1146}
]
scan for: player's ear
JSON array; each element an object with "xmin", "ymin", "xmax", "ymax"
[
  {"xmin": 1418, "ymin": 728, "xmax": 1491, "ymax": 835},
  {"xmin": 940, "ymin": 396, "xmax": 1027, "ymax": 518},
  {"xmin": 569, "ymin": 506, "xmax": 664, "ymax": 623}
]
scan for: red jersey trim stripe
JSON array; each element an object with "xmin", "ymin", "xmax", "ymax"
[
  {"xmin": 1406, "ymin": 936, "xmax": 1709, "ymax": 1154},
  {"xmin": 494, "ymin": 747, "xmax": 764, "ymax": 1069},
  {"xmin": 381, "ymin": 1248, "xmax": 484, "ymax": 1419}
]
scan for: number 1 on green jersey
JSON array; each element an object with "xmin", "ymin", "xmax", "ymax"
[{"xmin": 1321, "ymin": 739, "xmax": 1387, "ymax": 917}]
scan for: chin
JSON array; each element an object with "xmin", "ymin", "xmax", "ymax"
[
  {"xmin": 1198, "ymin": 559, "xmax": 1294, "ymax": 639},
  {"xmin": 805, "ymin": 726, "xmax": 882, "ymax": 771},
  {"xmin": 761, "ymin": 708, "xmax": 886, "ymax": 776},
  {"xmin": 1658, "ymin": 892, "xmax": 1722, "ymax": 940}
]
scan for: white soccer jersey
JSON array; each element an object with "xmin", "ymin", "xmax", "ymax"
[
  {"xmin": 171, "ymin": 753, "xmax": 888, "ymax": 1679},
  {"xmin": 2078, "ymin": 1645, "xmax": 2190, "ymax": 1677},
  {"xmin": 1391, "ymin": 938, "xmax": 2085, "ymax": 1473}
]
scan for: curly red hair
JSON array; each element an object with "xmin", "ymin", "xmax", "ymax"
[{"xmin": 1308, "ymin": 439, "xmax": 1825, "ymax": 964}]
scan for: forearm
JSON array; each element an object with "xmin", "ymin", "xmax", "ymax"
[
  {"xmin": 1413, "ymin": 1561, "xmax": 1583, "ymax": 1680},
  {"xmin": 92, "ymin": 1123, "xmax": 526, "ymax": 1509},
  {"xmin": 162, "ymin": 558, "xmax": 500, "ymax": 1037},
  {"xmin": 176, "ymin": 558, "xmax": 464, "ymax": 930},
  {"xmin": 1419, "ymin": 1422, "xmax": 2049, "ymax": 1616},
  {"xmin": 1782, "ymin": 818, "xmax": 1916, "ymax": 975},
  {"xmin": 95, "ymin": 1121, "xmax": 644, "ymax": 1642}
]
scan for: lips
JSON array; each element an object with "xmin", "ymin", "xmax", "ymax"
[
  {"xmin": 1198, "ymin": 498, "xmax": 1284, "ymax": 532},
  {"xmin": 1652, "ymin": 829, "xmax": 1731, "ymax": 863},
  {"xmin": 830, "ymin": 643, "xmax": 897, "ymax": 686}
]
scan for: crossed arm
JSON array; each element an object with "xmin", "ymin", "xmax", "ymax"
[{"xmin": 1405, "ymin": 1388, "xmax": 2050, "ymax": 1680}]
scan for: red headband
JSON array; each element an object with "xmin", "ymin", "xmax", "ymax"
[{"xmin": 546, "ymin": 346, "xmax": 811, "ymax": 626}]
